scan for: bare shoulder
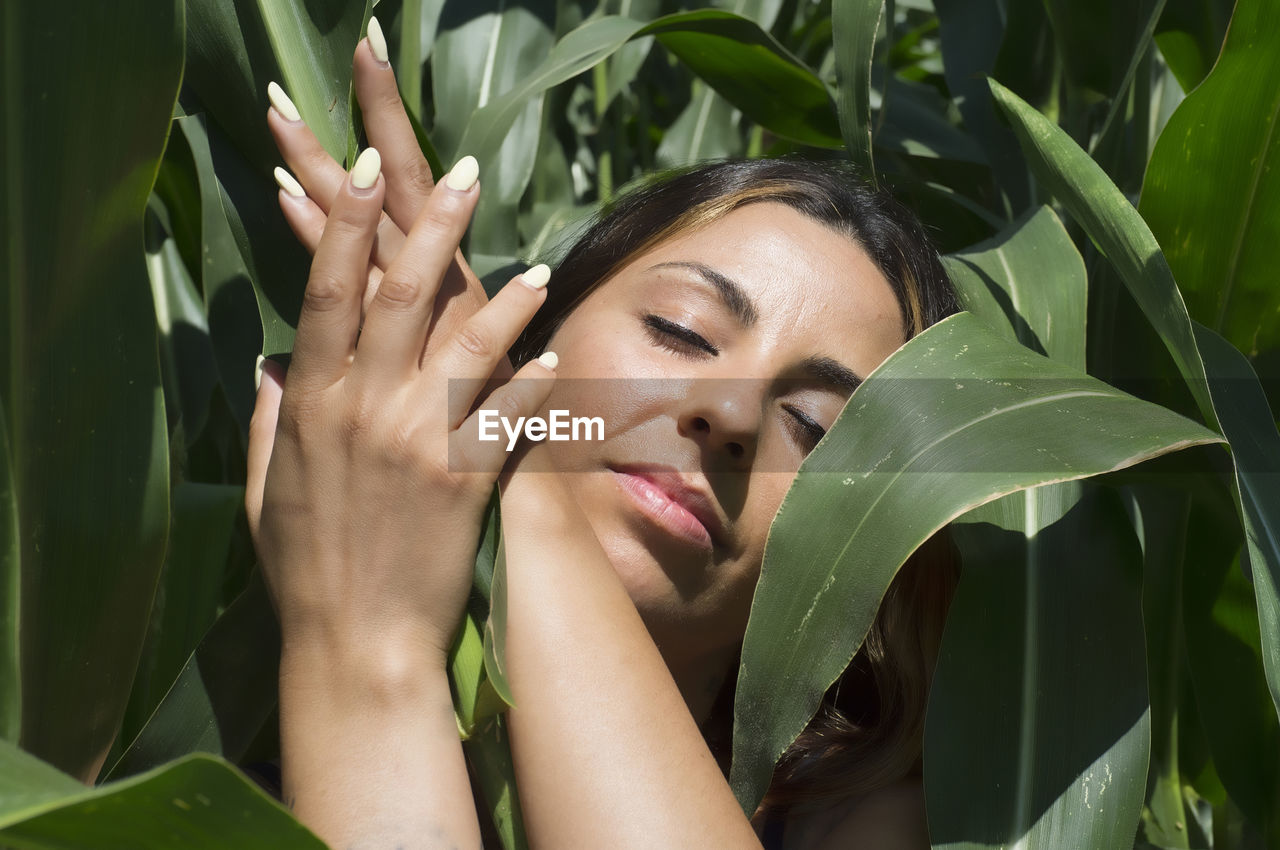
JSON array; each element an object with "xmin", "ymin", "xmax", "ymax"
[{"xmin": 787, "ymin": 780, "xmax": 930, "ymax": 850}]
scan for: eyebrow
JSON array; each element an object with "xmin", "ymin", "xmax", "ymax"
[
  {"xmin": 648, "ymin": 261, "xmax": 759, "ymax": 328},
  {"xmin": 648, "ymin": 260, "xmax": 864, "ymax": 394},
  {"xmin": 799, "ymin": 355, "xmax": 864, "ymax": 396}
]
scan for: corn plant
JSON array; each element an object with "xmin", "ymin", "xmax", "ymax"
[{"xmin": 3, "ymin": 0, "xmax": 1278, "ymax": 847}]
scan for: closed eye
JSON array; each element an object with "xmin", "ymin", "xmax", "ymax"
[
  {"xmin": 643, "ymin": 314, "xmax": 718, "ymax": 357},
  {"xmin": 783, "ymin": 404, "xmax": 827, "ymax": 451}
]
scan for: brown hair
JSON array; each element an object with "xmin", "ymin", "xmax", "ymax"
[
  {"xmin": 510, "ymin": 158, "xmax": 960, "ymax": 812},
  {"xmin": 511, "ymin": 158, "xmax": 957, "ymax": 365}
]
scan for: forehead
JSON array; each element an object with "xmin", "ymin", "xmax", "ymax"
[{"xmin": 620, "ymin": 202, "xmax": 906, "ymax": 359}]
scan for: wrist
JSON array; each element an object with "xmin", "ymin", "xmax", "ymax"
[{"xmin": 280, "ymin": 625, "xmax": 451, "ymax": 705}]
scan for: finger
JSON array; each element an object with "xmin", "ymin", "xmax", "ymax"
[
  {"xmin": 453, "ymin": 353, "xmax": 559, "ymax": 477},
  {"xmin": 351, "ymin": 156, "xmax": 480, "ymax": 384},
  {"xmin": 246, "ymin": 355, "xmax": 287, "ymax": 543},
  {"xmin": 266, "ymin": 82, "xmax": 403, "ymax": 268},
  {"xmin": 291, "ymin": 147, "xmax": 384, "ymax": 390},
  {"xmin": 275, "ymin": 167, "xmax": 390, "ymax": 313},
  {"xmin": 355, "ymin": 19, "xmax": 437, "ymax": 229},
  {"xmin": 438, "ymin": 265, "xmax": 551, "ymax": 427}
]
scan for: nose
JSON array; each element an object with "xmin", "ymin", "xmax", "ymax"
[{"xmin": 677, "ymin": 378, "xmax": 765, "ymax": 465}]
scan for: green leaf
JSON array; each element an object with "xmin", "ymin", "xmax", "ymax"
[
  {"xmin": 1194, "ymin": 324, "xmax": 1280, "ymax": 717},
  {"xmin": 988, "ymin": 80, "xmax": 1216, "ymax": 420},
  {"xmin": 1087, "ymin": 0, "xmax": 1169, "ymax": 155},
  {"xmin": 1180, "ymin": 492, "xmax": 1280, "ymax": 840},
  {"xmin": 934, "ymin": 0, "xmax": 1032, "ymax": 212},
  {"xmin": 831, "ymin": 0, "xmax": 886, "ymax": 176},
  {"xmin": 1140, "ymin": 0, "xmax": 1280, "ymax": 359},
  {"xmin": 933, "ymin": 212, "xmax": 1140, "ymax": 848},
  {"xmin": 945, "ymin": 206, "xmax": 1087, "ymax": 369},
  {"xmin": 649, "ymin": 12, "xmax": 841, "ymax": 148},
  {"xmin": 455, "ymin": 11, "xmax": 841, "ymax": 174},
  {"xmin": 431, "ymin": 1, "xmax": 555, "ymax": 255},
  {"xmin": 1131, "ymin": 485, "xmax": 1199, "ymax": 848},
  {"xmin": 117, "ymin": 484, "xmax": 245, "ymax": 753},
  {"xmin": 464, "ymin": 718, "xmax": 528, "ymax": 850},
  {"xmin": 927, "ymin": 485, "xmax": 1151, "ymax": 849},
  {"xmin": 730, "ymin": 312, "xmax": 1221, "ymax": 811},
  {"xmin": 1042, "ymin": 0, "xmax": 1162, "ymax": 98},
  {"xmin": 105, "ymin": 572, "xmax": 279, "ymax": 780},
  {"xmin": 990, "ymin": 79, "xmax": 1280, "ymax": 730},
  {"xmin": 1154, "ymin": 0, "xmax": 1233, "ymax": 92},
  {"xmin": 876, "ymin": 76, "xmax": 987, "ymax": 164},
  {"xmin": 1, "ymin": 0, "xmax": 181, "ymax": 780},
  {"xmin": 0, "ymin": 740, "xmax": 325, "ymax": 849},
  {"xmin": 602, "ymin": 0, "xmax": 663, "ymax": 108},
  {"xmin": 147, "ymin": 137, "xmax": 219, "ymax": 442},
  {"xmin": 176, "ymin": 115, "xmax": 271, "ymax": 433},
  {"xmin": 184, "ymin": 0, "xmax": 367, "ymax": 164},
  {"xmin": 393, "ymin": 0, "xmax": 447, "ymax": 122},
  {"xmin": 655, "ymin": 82, "xmax": 744, "ymax": 168},
  {"xmin": 482, "ymin": 536, "xmax": 515, "ymax": 708},
  {"xmin": 0, "ymin": 399, "xmax": 17, "ymax": 744}
]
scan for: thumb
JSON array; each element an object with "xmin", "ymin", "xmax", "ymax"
[{"xmin": 246, "ymin": 355, "xmax": 286, "ymax": 543}]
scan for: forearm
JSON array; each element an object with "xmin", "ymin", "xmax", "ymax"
[
  {"xmin": 279, "ymin": 637, "xmax": 481, "ymax": 850},
  {"xmin": 498, "ymin": 477, "xmax": 761, "ymax": 849}
]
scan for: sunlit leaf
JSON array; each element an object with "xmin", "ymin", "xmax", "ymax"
[
  {"xmin": 991, "ymin": 79, "xmax": 1280, "ymax": 730},
  {"xmin": 1141, "ymin": 0, "xmax": 1280, "ymax": 359},
  {"xmin": 730, "ymin": 312, "xmax": 1220, "ymax": 810},
  {"xmin": 831, "ymin": 0, "xmax": 886, "ymax": 176},
  {"xmin": 0, "ymin": 740, "xmax": 324, "ymax": 849},
  {"xmin": 945, "ymin": 205, "xmax": 1086, "ymax": 369}
]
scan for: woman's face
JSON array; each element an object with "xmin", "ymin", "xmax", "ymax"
[{"xmin": 539, "ymin": 202, "xmax": 906, "ymax": 664}]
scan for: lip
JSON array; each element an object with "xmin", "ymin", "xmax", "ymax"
[{"xmin": 608, "ymin": 465, "xmax": 726, "ymax": 551}]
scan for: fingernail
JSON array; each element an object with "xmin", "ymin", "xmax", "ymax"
[
  {"xmin": 254, "ymin": 355, "xmax": 265, "ymax": 391},
  {"xmin": 445, "ymin": 155, "xmax": 479, "ymax": 192},
  {"xmin": 267, "ymin": 81, "xmax": 301, "ymax": 122},
  {"xmin": 351, "ymin": 147, "xmax": 382, "ymax": 190},
  {"xmin": 522, "ymin": 264, "xmax": 551, "ymax": 290},
  {"xmin": 274, "ymin": 166, "xmax": 305, "ymax": 198},
  {"xmin": 367, "ymin": 16, "xmax": 389, "ymax": 65},
  {"xmin": 537, "ymin": 351, "xmax": 559, "ymax": 371}
]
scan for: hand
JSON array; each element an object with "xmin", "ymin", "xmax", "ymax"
[
  {"xmin": 245, "ymin": 144, "xmax": 557, "ymax": 665},
  {"xmin": 266, "ymin": 30, "xmax": 504, "ymax": 374}
]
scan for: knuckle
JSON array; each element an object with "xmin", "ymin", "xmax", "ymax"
[
  {"xmin": 451, "ymin": 322, "xmax": 493, "ymax": 361},
  {"xmin": 340, "ymin": 391, "xmax": 379, "ymax": 442},
  {"xmin": 496, "ymin": 387, "xmax": 527, "ymax": 420},
  {"xmin": 401, "ymin": 157, "xmax": 436, "ymax": 197},
  {"xmin": 303, "ymin": 272, "xmax": 349, "ymax": 311},
  {"xmin": 373, "ymin": 273, "xmax": 420, "ymax": 308},
  {"xmin": 417, "ymin": 201, "xmax": 463, "ymax": 241},
  {"xmin": 330, "ymin": 205, "xmax": 374, "ymax": 236},
  {"xmin": 274, "ymin": 402, "xmax": 308, "ymax": 442}
]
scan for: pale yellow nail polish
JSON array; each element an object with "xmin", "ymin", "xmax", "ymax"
[
  {"xmin": 537, "ymin": 351, "xmax": 559, "ymax": 370},
  {"xmin": 274, "ymin": 167, "xmax": 305, "ymax": 198},
  {"xmin": 254, "ymin": 355, "xmax": 265, "ymax": 391},
  {"xmin": 445, "ymin": 155, "xmax": 479, "ymax": 192},
  {"xmin": 267, "ymin": 81, "xmax": 301, "ymax": 122},
  {"xmin": 351, "ymin": 147, "xmax": 382, "ymax": 190},
  {"xmin": 367, "ymin": 16, "xmax": 389, "ymax": 64},
  {"xmin": 522, "ymin": 264, "xmax": 551, "ymax": 290}
]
